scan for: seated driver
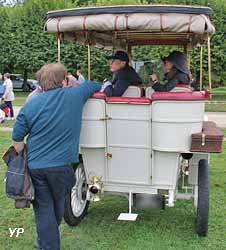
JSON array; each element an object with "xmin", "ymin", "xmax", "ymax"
[
  {"xmin": 150, "ymin": 51, "xmax": 190, "ymax": 92},
  {"xmin": 101, "ymin": 50, "xmax": 142, "ymax": 96}
]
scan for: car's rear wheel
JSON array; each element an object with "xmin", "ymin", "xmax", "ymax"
[
  {"xmin": 64, "ymin": 163, "xmax": 89, "ymax": 226},
  {"xmin": 22, "ymin": 83, "xmax": 30, "ymax": 92},
  {"xmin": 196, "ymin": 159, "xmax": 209, "ymax": 236}
]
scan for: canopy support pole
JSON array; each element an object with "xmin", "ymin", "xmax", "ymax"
[
  {"xmin": 127, "ymin": 45, "xmax": 132, "ymax": 65},
  {"xmin": 187, "ymin": 53, "xmax": 190, "ymax": 68},
  {"xmin": 184, "ymin": 45, "xmax": 190, "ymax": 68},
  {"xmin": 207, "ymin": 36, "xmax": 212, "ymax": 92},
  {"xmin": 199, "ymin": 46, "xmax": 203, "ymax": 91},
  {"xmin": 88, "ymin": 44, "xmax": 91, "ymax": 80},
  {"xmin": 57, "ymin": 36, "xmax": 61, "ymax": 63}
]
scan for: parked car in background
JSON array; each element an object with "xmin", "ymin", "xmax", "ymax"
[{"xmin": 11, "ymin": 74, "xmax": 38, "ymax": 92}]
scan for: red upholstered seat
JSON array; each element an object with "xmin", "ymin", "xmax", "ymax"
[
  {"xmin": 92, "ymin": 92, "xmax": 151, "ymax": 104},
  {"xmin": 151, "ymin": 91, "xmax": 210, "ymax": 101}
]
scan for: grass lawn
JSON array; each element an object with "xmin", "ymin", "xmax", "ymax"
[
  {"xmin": 13, "ymin": 98, "xmax": 26, "ymax": 107},
  {"xmin": 13, "ymin": 91, "xmax": 29, "ymax": 106},
  {"xmin": 211, "ymin": 87, "xmax": 226, "ymax": 94},
  {"xmin": 222, "ymin": 128, "xmax": 226, "ymax": 136},
  {"xmin": 0, "ymin": 120, "xmax": 15, "ymax": 128},
  {"xmin": 205, "ymin": 104, "xmax": 226, "ymax": 112},
  {"xmin": 0, "ymin": 131, "xmax": 226, "ymax": 250},
  {"xmin": 211, "ymin": 87, "xmax": 226, "ymax": 102}
]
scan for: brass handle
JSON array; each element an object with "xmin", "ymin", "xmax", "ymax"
[
  {"xmin": 99, "ymin": 115, "xmax": 112, "ymax": 121},
  {"xmin": 106, "ymin": 153, "xmax": 112, "ymax": 159},
  {"xmin": 201, "ymin": 133, "xmax": 206, "ymax": 146}
]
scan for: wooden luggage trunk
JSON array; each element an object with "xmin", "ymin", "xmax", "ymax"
[{"xmin": 190, "ymin": 121, "xmax": 224, "ymax": 153}]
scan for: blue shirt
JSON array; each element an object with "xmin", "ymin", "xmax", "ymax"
[{"xmin": 12, "ymin": 81, "xmax": 101, "ymax": 169}]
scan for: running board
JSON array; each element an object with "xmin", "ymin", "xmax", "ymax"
[
  {"xmin": 117, "ymin": 191, "xmax": 138, "ymax": 221},
  {"xmin": 118, "ymin": 213, "xmax": 138, "ymax": 221}
]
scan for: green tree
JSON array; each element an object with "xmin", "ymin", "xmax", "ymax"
[{"xmin": 0, "ymin": 0, "xmax": 225, "ymax": 86}]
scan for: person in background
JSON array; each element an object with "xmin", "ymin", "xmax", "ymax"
[
  {"xmin": 25, "ymin": 69, "xmax": 43, "ymax": 103},
  {"xmin": 101, "ymin": 50, "xmax": 142, "ymax": 97},
  {"xmin": 0, "ymin": 73, "xmax": 3, "ymax": 85},
  {"xmin": 2, "ymin": 73, "xmax": 15, "ymax": 120},
  {"xmin": 76, "ymin": 69, "xmax": 86, "ymax": 85},
  {"xmin": 12, "ymin": 63, "xmax": 100, "ymax": 250},
  {"xmin": 0, "ymin": 73, "xmax": 5, "ymax": 98},
  {"xmin": 150, "ymin": 51, "xmax": 190, "ymax": 92}
]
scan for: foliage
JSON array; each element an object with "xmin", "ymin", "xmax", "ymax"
[{"xmin": 0, "ymin": 0, "xmax": 225, "ymax": 86}]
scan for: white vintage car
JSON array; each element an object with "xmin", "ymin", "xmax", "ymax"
[{"xmin": 45, "ymin": 4, "xmax": 223, "ymax": 236}]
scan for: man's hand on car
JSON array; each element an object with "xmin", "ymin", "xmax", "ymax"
[{"xmin": 100, "ymin": 80, "xmax": 112, "ymax": 92}]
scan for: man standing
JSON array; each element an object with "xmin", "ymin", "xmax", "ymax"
[
  {"xmin": 102, "ymin": 50, "xmax": 142, "ymax": 96},
  {"xmin": 12, "ymin": 63, "xmax": 100, "ymax": 250}
]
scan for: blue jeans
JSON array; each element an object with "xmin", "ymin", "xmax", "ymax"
[{"xmin": 30, "ymin": 165, "xmax": 75, "ymax": 250}]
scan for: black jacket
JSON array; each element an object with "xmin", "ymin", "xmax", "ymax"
[
  {"xmin": 104, "ymin": 64, "xmax": 142, "ymax": 97},
  {"xmin": 152, "ymin": 68, "xmax": 190, "ymax": 92}
]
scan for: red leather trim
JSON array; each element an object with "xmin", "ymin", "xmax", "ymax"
[
  {"xmin": 125, "ymin": 15, "xmax": 129, "ymax": 30},
  {"xmin": 188, "ymin": 15, "xmax": 192, "ymax": 33},
  {"xmin": 83, "ymin": 16, "xmax": 88, "ymax": 39},
  {"xmin": 106, "ymin": 97, "xmax": 151, "ymax": 104},
  {"xmin": 152, "ymin": 91, "xmax": 210, "ymax": 101},
  {"xmin": 83, "ymin": 16, "xmax": 87, "ymax": 30},
  {"xmin": 114, "ymin": 15, "xmax": 119, "ymax": 31},
  {"xmin": 57, "ymin": 18, "xmax": 61, "ymax": 39},
  {"xmin": 57, "ymin": 18, "xmax": 61, "ymax": 33},
  {"xmin": 160, "ymin": 14, "xmax": 163, "ymax": 32},
  {"xmin": 92, "ymin": 92, "xmax": 107, "ymax": 100}
]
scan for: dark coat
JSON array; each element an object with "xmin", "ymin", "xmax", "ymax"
[
  {"xmin": 104, "ymin": 64, "xmax": 142, "ymax": 97},
  {"xmin": 152, "ymin": 68, "xmax": 190, "ymax": 92},
  {"xmin": 3, "ymin": 146, "xmax": 34, "ymax": 208}
]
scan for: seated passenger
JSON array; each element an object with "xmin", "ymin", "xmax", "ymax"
[
  {"xmin": 150, "ymin": 51, "xmax": 190, "ymax": 92},
  {"xmin": 101, "ymin": 50, "xmax": 142, "ymax": 96}
]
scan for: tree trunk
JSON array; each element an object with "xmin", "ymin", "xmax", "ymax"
[{"xmin": 23, "ymin": 68, "xmax": 28, "ymax": 84}]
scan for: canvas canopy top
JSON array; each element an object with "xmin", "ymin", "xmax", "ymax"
[{"xmin": 45, "ymin": 5, "xmax": 215, "ymax": 49}]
